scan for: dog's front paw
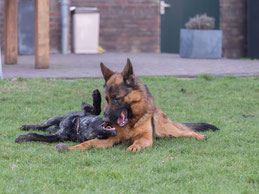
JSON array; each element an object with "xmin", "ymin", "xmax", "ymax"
[
  {"xmin": 55, "ymin": 143, "xmax": 69, "ymax": 153},
  {"xmin": 127, "ymin": 144, "xmax": 142, "ymax": 152},
  {"xmin": 20, "ymin": 125, "xmax": 30, "ymax": 131}
]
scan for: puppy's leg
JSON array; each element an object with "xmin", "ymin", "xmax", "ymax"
[
  {"xmin": 20, "ymin": 116, "xmax": 63, "ymax": 131},
  {"xmin": 46, "ymin": 127, "xmax": 60, "ymax": 133},
  {"xmin": 68, "ymin": 138, "xmax": 116, "ymax": 151},
  {"xmin": 81, "ymin": 102, "xmax": 94, "ymax": 114},
  {"xmin": 92, "ymin": 89, "xmax": 101, "ymax": 115},
  {"xmin": 153, "ymin": 108, "xmax": 207, "ymax": 140},
  {"xmin": 15, "ymin": 132, "xmax": 69, "ymax": 143},
  {"xmin": 81, "ymin": 90, "xmax": 101, "ymax": 115}
]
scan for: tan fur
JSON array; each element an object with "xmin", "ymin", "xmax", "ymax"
[
  {"xmin": 153, "ymin": 107, "xmax": 206, "ymax": 140},
  {"xmin": 107, "ymin": 73, "xmax": 123, "ymax": 86},
  {"xmin": 69, "ymin": 60, "xmax": 206, "ymax": 152}
]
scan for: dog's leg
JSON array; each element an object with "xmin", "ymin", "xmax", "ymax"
[
  {"xmin": 92, "ymin": 89, "xmax": 101, "ymax": 115},
  {"xmin": 81, "ymin": 90, "xmax": 101, "ymax": 115},
  {"xmin": 20, "ymin": 116, "xmax": 63, "ymax": 131},
  {"xmin": 127, "ymin": 119, "xmax": 153, "ymax": 152},
  {"xmin": 68, "ymin": 138, "xmax": 116, "ymax": 151},
  {"xmin": 81, "ymin": 102, "xmax": 94, "ymax": 114},
  {"xmin": 153, "ymin": 108, "xmax": 207, "ymax": 140},
  {"xmin": 15, "ymin": 133, "xmax": 69, "ymax": 143},
  {"xmin": 46, "ymin": 127, "xmax": 60, "ymax": 133},
  {"xmin": 127, "ymin": 136, "xmax": 153, "ymax": 152}
]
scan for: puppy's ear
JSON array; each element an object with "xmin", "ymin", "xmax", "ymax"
[
  {"xmin": 122, "ymin": 58, "xmax": 135, "ymax": 87},
  {"xmin": 100, "ymin": 63, "xmax": 114, "ymax": 82}
]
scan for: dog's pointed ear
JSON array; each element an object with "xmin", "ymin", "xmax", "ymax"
[
  {"xmin": 100, "ymin": 62, "xmax": 114, "ymax": 82},
  {"xmin": 122, "ymin": 58, "xmax": 135, "ymax": 86}
]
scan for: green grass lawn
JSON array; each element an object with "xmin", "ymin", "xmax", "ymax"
[{"xmin": 0, "ymin": 76, "xmax": 258, "ymax": 193}]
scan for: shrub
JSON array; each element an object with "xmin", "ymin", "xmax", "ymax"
[{"xmin": 185, "ymin": 14, "xmax": 215, "ymax": 30}]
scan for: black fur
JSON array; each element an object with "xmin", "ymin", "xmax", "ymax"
[
  {"xmin": 102, "ymin": 84, "xmax": 132, "ymax": 125},
  {"xmin": 144, "ymin": 84, "xmax": 152, "ymax": 97},
  {"xmin": 15, "ymin": 90, "xmax": 116, "ymax": 143},
  {"xmin": 183, "ymin": 123, "xmax": 220, "ymax": 132}
]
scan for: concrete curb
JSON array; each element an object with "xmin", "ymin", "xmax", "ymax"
[{"xmin": 2, "ymin": 53, "xmax": 259, "ymax": 79}]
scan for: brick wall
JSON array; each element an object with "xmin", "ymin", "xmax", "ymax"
[
  {"xmin": 0, "ymin": 0, "xmax": 5, "ymax": 50},
  {"xmin": 220, "ymin": 0, "xmax": 247, "ymax": 58},
  {"xmin": 0, "ymin": 0, "xmax": 249, "ymax": 58},
  {"xmin": 0, "ymin": 0, "xmax": 62, "ymax": 53},
  {"xmin": 70, "ymin": 0, "xmax": 160, "ymax": 53}
]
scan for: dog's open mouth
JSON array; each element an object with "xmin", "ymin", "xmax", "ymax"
[
  {"xmin": 101, "ymin": 122, "xmax": 116, "ymax": 131},
  {"xmin": 117, "ymin": 109, "xmax": 128, "ymax": 127}
]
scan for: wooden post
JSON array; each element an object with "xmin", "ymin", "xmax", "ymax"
[
  {"xmin": 35, "ymin": 0, "xmax": 49, "ymax": 69},
  {"xmin": 4, "ymin": 0, "xmax": 18, "ymax": 65}
]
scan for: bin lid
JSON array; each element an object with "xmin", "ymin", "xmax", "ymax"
[{"xmin": 71, "ymin": 7, "xmax": 99, "ymax": 14}]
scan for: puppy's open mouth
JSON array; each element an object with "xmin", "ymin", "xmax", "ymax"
[
  {"xmin": 101, "ymin": 122, "xmax": 116, "ymax": 131},
  {"xmin": 117, "ymin": 109, "xmax": 128, "ymax": 127}
]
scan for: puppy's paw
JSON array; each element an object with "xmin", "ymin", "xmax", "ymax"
[
  {"xmin": 55, "ymin": 143, "xmax": 69, "ymax": 153},
  {"xmin": 15, "ymin": 135, "xmax": 28, "ymax": 143},
  {"xmin": 92, "ymin": 89, "xmax": 101, "ymax": 99},
  {"xmin": 20, "ymin": 125, "xmax": 30, "ymax": 131}
]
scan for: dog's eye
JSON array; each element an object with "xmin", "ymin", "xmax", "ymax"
[{"xmin": 111, "ymin": 96, "xmax": 120, "ymax": 103}]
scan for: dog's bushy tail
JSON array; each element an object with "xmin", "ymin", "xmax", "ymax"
[{"xmin": 183, "ymin": 123, "xmax": 220, "ymax": 132}]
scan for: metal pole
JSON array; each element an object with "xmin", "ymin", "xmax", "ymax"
[
  {"xmin": 0, "ymin": 47, "xmax": 3, "ymax": 79},
  {"xmin": 60, "ymin": 0, "xmax": 69, "ymax": 54}
]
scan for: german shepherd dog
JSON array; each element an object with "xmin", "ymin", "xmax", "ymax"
[
  {"xmin": 68, "ymin": 59, "xmax": 219, "ymax": 152},
  {"xmin": 15, "ymin": 90, "xmax": 116, "ymax": 143}
]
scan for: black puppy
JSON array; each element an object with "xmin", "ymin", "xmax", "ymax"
[{"xmin": 15, "ymin": 90, "xmax": 116, "ymax": 143}]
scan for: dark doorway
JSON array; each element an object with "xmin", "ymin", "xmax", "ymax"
[
  {"xmin": 18, "ymin": 0, "xmax": 35, "ymax": 55},
  {"xmin": 248, "ymin": 0, "xmax": 259, "ymax": 59},
  {"xmin": 160, "ymin": 0, "xmax": 220, "ymax": 53}
]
